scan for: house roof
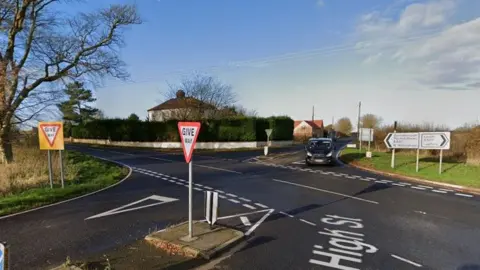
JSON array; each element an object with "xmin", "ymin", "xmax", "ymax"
[
  {"xmin": 294, "ymin": 120, "xmax": 324, "ymax": 129},
  {"xmin": 148, "ymin": 90, "xmax": 215, "ymax": 111}
]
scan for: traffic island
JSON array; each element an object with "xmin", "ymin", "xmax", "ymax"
[{"xmin": 145, "ymin": 221, "xmax": 244, "ymax": 260}]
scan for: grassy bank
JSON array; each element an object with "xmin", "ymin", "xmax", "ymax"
[
  {"xmin": 0, "ymin": 144, "xmax": 128, "ymax": 216},
  {"xmin": 340, "ymin": 148, "xmax": 480, "ymax": 188}
]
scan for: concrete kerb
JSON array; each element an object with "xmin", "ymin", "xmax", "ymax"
[
  {"xmin": 339, "ymin": 157, "xmax": 480, "ymax": 196},
  {"xmin": 0, "ymin": 154, "xmax": 133, "ymax": 220},
  {"xmin": 145, "ymin": 220, "xmax": 244, "ymax": 260}
]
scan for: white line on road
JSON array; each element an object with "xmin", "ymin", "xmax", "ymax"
[
  {"xmin": 299, "ymin": 219, "xmax": 316, "ymax": 226},
  {"xmin": 242, "ymin": 204, "xmax": 256, "ymax": 210},
  {"xmin": 214, "ymin": 190, "xmax": 225, "ymax": 193},
  {"xmin": 239, "ymin": 197, "xmax": 251, "ymax": 202},
  {"xmin": 279, "ymin": 211, "xmax": 294, "ymax": 218},
  {"xmin": 245, "ymin": 209, "xmax": 274, "ymax": 236},
  {"xmin": 392, "ymin": 183, "xmax": 407, "ymax": 186},
  {"xmin": 358, "ymin": 178, "xmax": 371, "ymax": 182},
  {"xmin": 228, "ymin": 199, "xmax": 241, "ymax": 203},
  {"xmin": 411, "ymin": 186, "xmax": 426, "ymax": 190},
  {"xmin": 417, "ymin": 185, "xmax": 433, "ymax": 189},
  {"xmin": 240, "ymin": 216, "xmax": 251, "ymax": 226},
  {"xmin": 455, "ymin": 193, "xmax": 473, "ymax": 198},
  {"xmin": 254, "ymin": 203, "xmax": 268, "ymax": 208},
  {"xmin": 226, "ymin": 193, "xmax": 237, "ymax": 197},
  {"xmin": 391, "ymin": 254, "xmax": 422, "ymax": 267},
  {"xmin": 203, "ymin": 186, "xmax": 213, "ymax": 190},
  {"xmin": 195, "ymin": 164, "xmax": 243, "ymax": 174},
  {"xmin": 271, "ymin": 179, "xmax": 379, "ymax": 204},
  {"xmin": 194, "ymin": 187, "xmax": 203, "ymax": 191},
  {"xmin": 432, "ymin": 190, "xmax": 447, "ymax": 194},
  {"xmin": 219, "ymin": 195, "xmax": 227, "ymax": 199}
]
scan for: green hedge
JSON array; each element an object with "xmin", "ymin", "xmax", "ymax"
[{"xmin": 71, "ymin": 116, "xmax": 293, "ymax": 142}]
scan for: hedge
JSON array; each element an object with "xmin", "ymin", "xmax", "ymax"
[{"xmin": 71, "ymin": 116, "xmax": 294, "ymax": 142}]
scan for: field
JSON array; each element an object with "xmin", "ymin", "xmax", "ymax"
[
  {"xmin": 340, "ymin": 148, "xmax": 480, "ymax": 188},
  {"xmin": 0, "ymin": 143, "xmax": 128, "ymax": 216}
]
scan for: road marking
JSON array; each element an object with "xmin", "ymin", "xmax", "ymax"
[
  {"xmin": 85, "ymin": 195, "xmax": 178, "ymax": 220},
  {"xmin": 300, "ymin": 219, "xmax": 316, "ymax": 226},
  {"xmin": 392, "ymin": 183, "xmax": 407, "ymax": 186},
  {"xmin": 168, "ymin": 180, "xmax": 175, "ymax": 183},
  {"xmin": 218, "ymin": 195, "xmax": 227, "ymax": 199},
  {"xmin": 375, "ymin": 180, "xmax": 390, "ymax": 184},
  {"xmin": 432, "ymin": 190, "xmax": 447, "ymax": 194},
  {"xmin": 380, "ymin": 179, "xmax": 392, "ymax": 183},
  {"xmin": 455, "ymin": 193, "xmax": 473, "ymax": 198},
  {"xmin": 243, "ymin": 204, "xmax": 256, "ymax": 210},
  {"xmin": 228, "ymin": 199, "xmax": 241, "ymax": 203},
  {"xmin": 391, "ymin": 254, "xmax": 422, "ymax": 267},
  {"xmin": 203, "ymin": 186, "xmax": 213, "ymax": 190},
  {"xmin": 240, "ymin": 216, "xmax": 251, "ymax": 226},
  {"xmin": 271, "ymin": 179, "xmax": 379, "ymax": 204},
  {"xmin": 279, "ymin": 211, "xmax": 294, "ymax": 218},
  {"xmin": 215, "ymin": 190, "xmax": 225, "ymax": 193},
  {"xmin": 417, "ymin": 185, "xmax": 433, "ymax": 189},
  {"xmin": 194, "ymin": 187, "xmax": 203, "ymax": 191},
  {"xmin": 196, "ymin": 164, "xmax": 242, "ymax": 174},
  {"xmin": 195, "ymin": 184, "xmax": 204, "ymax": 187},
  {"xmin": 366, "ymin": 177, "xmax": 376, "ymax": 180},
  {"xmin": 254, "ymin": 203, "xmax": 268, "ymax": 208},
  {"xmin": 245, "ymin": 209, "xmax": 274, "ymax": 236},
  {"xmin": 438, "ymin": 188, "xmax": 453, "ymax": 192},
  {"xmin": 226, "ymin": 193, "xmax": 237, "ymax": 197},
  {"xmin": 411, "ymin": 186, "xmax": 426, "ymax": 190},
  {"xmin": 358, "ymin": 178, "xmax": 371, "ymax": 182},
  {"xmin": 239, "ymin": 197, "xmax": 251, "ymax": 202}
]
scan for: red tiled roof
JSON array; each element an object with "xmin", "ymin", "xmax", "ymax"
[{"xmin": 294, "ymin": 120, "xmax": 324, "ymax": 128}]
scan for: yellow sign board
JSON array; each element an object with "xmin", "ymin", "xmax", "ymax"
[{"xmin": 38, "ymin": 122, "xmax": 64, "ymax": 150}]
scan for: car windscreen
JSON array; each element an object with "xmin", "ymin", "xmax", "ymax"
[{"xmin": 308, "ymin": 140, "xmax": 331, "ymax": 149}]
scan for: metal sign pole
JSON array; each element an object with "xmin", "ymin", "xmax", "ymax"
[
  {"xmin": 59, "ymin": 150, "xmax": 65, "ymax": 188},
  {"xmin": 416, "ymin": 148, "xmax": 420, "ymax": 172},
  {"xmin": 368, "ymin": 129, "xmax": 372, "ymax": 152},
  {"xmin": 47, "ymin": 150, "xmax": 53, "ymax": 188},
  {"xmin": 439, "ymin": 149, "xmax": 443, "ymax": 175},
  {"xmin": 188, "ymin": 160, "xmax": 193, "ymax": 239},
  {"xmin": 391, "ymin": 130, "xmax": 396, "ymax": 169}
]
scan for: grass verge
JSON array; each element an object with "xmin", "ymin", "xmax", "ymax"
[
  {"xmin": 340, "ymin": 148, "xmax": 480, "ymax": 188},
  {"xmin": 0, "ymin": 146, "xmax": 128, "ymax": 217}
]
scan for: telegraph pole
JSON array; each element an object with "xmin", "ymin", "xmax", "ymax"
[{"xmin": 357, "ymin": 101, "xmax": 362, "ymax": 150}]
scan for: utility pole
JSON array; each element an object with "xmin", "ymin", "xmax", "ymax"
[
  {"xmin": 357, "ymin": 101, "xmax": 362, "ymax": 150},
  {"xmin": 312, "ymin": 106, "xmax": 315, "ymax": 122}
]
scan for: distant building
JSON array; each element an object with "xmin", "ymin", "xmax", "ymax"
[
  {"xmin": 293, "ymin": 120, "xmax": 324, "ymax": 140},
  {"xmin": 147, "ymin": 90, "xmax": 216, "ymax": 122}
]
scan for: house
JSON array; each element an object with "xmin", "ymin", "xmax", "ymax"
[
  {"xmin": 147, "ymin": 90, "xmax": 216, "ymax": 121},
  {"xmin": 293, "ymin": 120, "xmax": 325, "ymax": 140}
]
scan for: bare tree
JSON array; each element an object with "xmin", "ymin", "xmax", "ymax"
[
  {"xmin": 0, "ymin": 1, "xmax": 141, "ymax": 163},
  {"xmin": 361, "ymin": 114, "xmax": 382, "ymax": 129},
  {"xmin": 162, "ymin": 73, "xmax": 237, "ymax": 120},
  {"xmin": 335, "ymin": 117, "xmax": 353, "ymax": 135}
]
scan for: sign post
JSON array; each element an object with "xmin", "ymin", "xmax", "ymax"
[
  {"xmin": 178, "ymin": 122, "xmax": 201, "ymax": 240},
  {"xmin": 38, "ymin": 122, "xmax": 65, "ymax": 189},
  {"xmin": 265, "ymin": 129, "xmax": 272, "ymax": 156},
  {"xmin": 419, "ymin": 132, "xmax": 451, "ymax": 175},
  {"xmin": 0, "ymin": 242, "xmax": 8, "ymax": 270}
]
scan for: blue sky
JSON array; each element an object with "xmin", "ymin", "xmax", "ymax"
[{"xmin": 65, "ymin": 0, "xmax": 480, "ymax": 128}]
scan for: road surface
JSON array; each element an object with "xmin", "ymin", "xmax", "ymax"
[{"xmin": 0, "ymin": 143, "xmax": 479, "ymax": 269}]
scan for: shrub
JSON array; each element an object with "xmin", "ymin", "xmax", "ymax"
[{"xmin": 71, "ymin": 116, "xmax": 294, "ymax": 142}]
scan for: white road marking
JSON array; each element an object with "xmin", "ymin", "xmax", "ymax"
[
  {"xmin": 228, "ymin": 199, "xmax": 241, "ymax": 203},
  {"xmin": 271, "ymin": 179, "xmax": 379, "ymax": 204},
  {"xmin": 218, "ymin": 195, "xmax": 227, "ymax": 199},
  {"xmin": 161, "ymin": 177, "xmax": 169, "ymax": 181},
  {"xmin": 245, "ymin": 209, "xmax": 275, "ymax": 236},
  {"xmin": 194, "ymin": 187, "xmax": 203, "ymax": 191},
  {"xmin": 432, "ymin": 190, "xmax": 447, "ymax": 194},
  {"xmin": 240, "ymin": 216, "xmax": 251, "ymax": 226},
  {"xmin": 243, "ymin": 204, "xmax": 256, "ymax": 210},
  {"xmin": 380, "ymin": 179, "xmax": 392, "ymax": 183},
  {"xmin": 254, "ymin": 203, "xmax": 268, "ymax": 208},
  {"xmin": 195, "ymin": 184, "xmax": 204, "ymax": 187},
  {"xmin": 195, "ymin": 164, "xmax": 243, "ymax": 174},
  {"xmin": 168, "ymin": 180, "xmax": 175, "ymax": 183},
  {"xmin": 438, "ymin": 188, "xmax": 453, "ymax": 192},
  {"xmin": 203, "ymin": 186, "xmax": 213, "ymax": 190},
  {"xmin": 239, "ymin": 197, "xmax": 251, "ymax": 202},
  {"xmin": 417, "ymin": 185, "xmax": 433, "ymax": 189},
  {"xmin": 414, "ymin": 210, "xmax": 427, "ymax": 215},
  {"xmin": 375, "ymin": 180, "xmax": 390, "ymax": 184},
  {"xmin": 392, "ymin": 183, "xmax": 407, "ymax": 186},
  {"xmin": 391, "ymin": 254, "xmax": 422, "ymax": 267},
  {"xmin": 300, "ymin": 219, "xmax": 316, "ymax": 226},
  {"xmin": 346, "ymin": 175, "xmax": 357, "ymax": 179},
  {"xmin": 411, "ymin": 186, "xmax": 426, "ymax": 190},
  {"xmin": 366, "ymin": 177, "xmax": 376, "ymax": 180},
  {"xmin": 455, "ymin": 193, "xmax": 473, "ymax": 198},
  {"xmin": 226, "ymin": 193, "xmax": 237, "ymax": 197},
  {"xmin": 358, "ymin": 178, "xmax": 371, "ymax": 182},
  {"xmin": 215, "ymin": 190, "xmax": 225, "ymax": 193},
  {"xmin": 279, "ymin": 211, "xmax": 294, "ymax": 218}
]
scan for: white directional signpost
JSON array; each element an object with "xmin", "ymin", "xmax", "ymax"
[
  {"xmin": 0, "ymin": 242, "xmax": 7, "ymax": 270},
  {"xmin": 384, "ymin": 131, "xmax": 451, "ymax": 174},
  {"xmin": 205, "ymin": 191, "xmax": 219, "ymax": 229},
  {"xmin": 178, "ymin": 122, "xmax": 201, "ymax": 240},
  {"xmin": 265, "ymin": 129, "xmax": 272, "ymax": 155}
]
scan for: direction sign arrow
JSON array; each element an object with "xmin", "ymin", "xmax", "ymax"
[
  {"xmin": 384, "ymin": 132, "xmax": 419, "ymax": 149},
  {"xmin": 419, "ymin": 132, "xmax": 451, "ymax": 150}
]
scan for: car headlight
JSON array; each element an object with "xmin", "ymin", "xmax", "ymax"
[
  {"xmin": 326, "ymin": 151, "xmax": 333, "ymax": 157},
  {"xmin": 307, "ymin": 151, "xmax": 312, "ymax": 157}
]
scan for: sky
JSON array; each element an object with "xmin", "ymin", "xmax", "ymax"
[{"xmin": 63, "ymin": 0, "xmax": 480, "ymax": 129}]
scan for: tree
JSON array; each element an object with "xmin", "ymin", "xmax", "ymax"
[
  {"xmin": 57, "ymin": 81, "xmax": 98, "ymax": 124},
  {"xmin": 162, "ymin": 73, "xmax": 237, "ymax": 120},
  {"xmin": 127, "ymin": 113, "xmax": 139, "ymax": 121},
  {"xmin": 93, "ymin": 109, "xmax": 106, "ymax": 120},
  {"xmin": 335, "ymin": 117, "xmax": 353, "ymax": 135},
  {"xmin": 0, "ymin": 1, "xmax": 141, "ymax": 163},
  {"xmin": 361, "ymin": 114, "xmax": 382, "ymax": 129}
]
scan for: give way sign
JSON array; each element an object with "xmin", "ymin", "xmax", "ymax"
[{"xmin": 178, "ymin": 122, "xmax": 201, "ymax": 163}]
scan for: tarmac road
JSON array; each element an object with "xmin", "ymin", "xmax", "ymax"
[{"xmin": 1, "ymin": 143, "xmax": 479, "ymax": 270}]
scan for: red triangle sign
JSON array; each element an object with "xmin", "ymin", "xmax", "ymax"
[
  {"xmin": 40, "ymin": 123, "xmax": 62, "ymax": 147},
  {"xmin": 178, "ymin": 122, "xmax": 201, "ymax": 163}
]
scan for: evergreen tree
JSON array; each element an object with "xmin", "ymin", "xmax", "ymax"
[{"xmin": 57, "ymin": 82, "xmax": 99, "ymax": 124}]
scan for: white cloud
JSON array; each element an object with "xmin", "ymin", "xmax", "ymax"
[{"xmin": 355, "ymin": 0, "xmax": 480, "ymax": 90}]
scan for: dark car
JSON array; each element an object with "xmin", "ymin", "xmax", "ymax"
[{"xmin": 305, "ymin": 138, "xmax": 335, "ymax": 166}]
